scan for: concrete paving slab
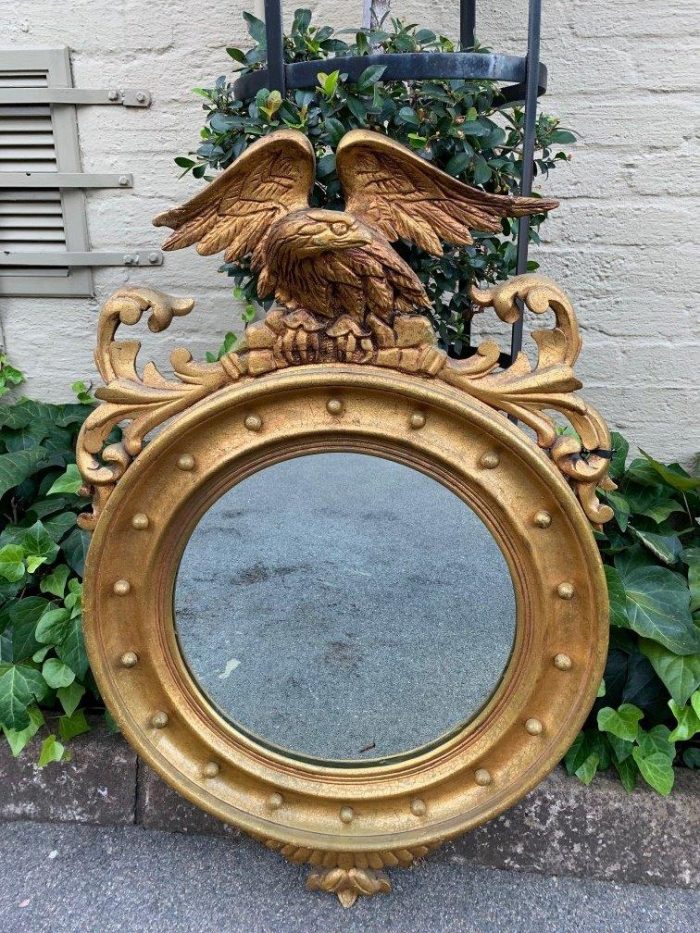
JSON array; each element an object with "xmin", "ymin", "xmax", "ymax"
[
  {"xmin": 0, "ymin": 723, "xmax": 136, "ymax": 827},
  {"xmin": 1, "ymin": 820, "xmax": 697, "ymax": 933}
]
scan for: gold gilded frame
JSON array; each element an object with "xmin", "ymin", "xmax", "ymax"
[{"xmin": 81, "ymin": 275, "xmax": 610, "ymax": 907}]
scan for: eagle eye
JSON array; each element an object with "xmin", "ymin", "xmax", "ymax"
[{"xmin": 330, "ymin": 221, "xmax": 348, "ymax": 235}]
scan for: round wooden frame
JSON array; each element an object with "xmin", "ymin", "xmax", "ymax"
[{"xmin": 84, "ymin": 364, "xmax": 608, "ymax": 903}]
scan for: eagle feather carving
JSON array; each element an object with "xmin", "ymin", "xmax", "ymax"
[{"xmin": 154, "ymin": 129, "xmax": 557, "ymax": 339}]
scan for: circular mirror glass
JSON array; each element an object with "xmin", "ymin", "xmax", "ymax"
[{"xmin": 174, "ymin": 453, "xmax": 516, "ymax": 763}]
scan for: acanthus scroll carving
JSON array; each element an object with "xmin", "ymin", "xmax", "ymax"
[{"xmin": 76, "ymin": 275, "xmax": 613, "ymax": 530}]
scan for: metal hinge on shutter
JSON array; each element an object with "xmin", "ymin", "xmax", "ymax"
[{"xmin": 0, "ymin": 48, "xmax": 162, "ymax": 298}]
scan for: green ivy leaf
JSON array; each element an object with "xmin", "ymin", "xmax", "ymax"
[
  {"xmin": 639, "ymin": 640, "xmax": 700, "ymax": 707},
  {"xmin": 684, "ymin": 547, "xmax": 700, "ymax": 613},
  {"xmin": 0, "ymin": 663, "xmax": 47, "ymax": 730},
  {"xmin": 629, "ymin": 527, "xmax": 683, "ymax": 566},
  {"xmin": 42, "ymin": 512, "xmax": 79, "ymax": 544},
  {"xmin": 639, "ymin": 499, "xmax": 685, "ymax": 524},
  {"xmin": 637, "ymin": 724, "xmax": 675, "ymax": 758},
  {"xmin": 606, "ymin": 732, "xmax": 635, "ymax": 763},
  {"xmin": 21, "ymin": 521, "xmax": 59, "ymax": 573},
  {"xmin": 638, "ymin": 449, "xmax": 700, "ymax": 493},
  {"xmin": 597, "ymin": 703, "xmax": 643, "ymax": 742},
  {"xmin": 58, "ymin": 709, "xmax": 90, "ymax": 742},
  {"xmin": 35, "ymin": 607, "xmax": 71, "ymax": 645},
  {"xmin": 602, "ymin": 490, "xmax": 630, "ymax": 531},
  {"xmin": 56, "ymin": 617, "xmax": 88, "ymax": 680},
  {"xmin": 8, "ymin": 597, "xmax": 49, "ymax": 661},
  {"xmin": 564, "ymin": 731, "xmax": 600, "ymax": 783},
  {"xmin": 42, "ymin": 657, "xmax": 75, "ymax": 689},
  {"xmin": 574, "ymin": 752, "xmax": 599, "ymax": 784},
  {"xmin": 61, "ymin": 528, "xmax": 90, "ymax": 577},
  {"xmin": 37, "ymin": 733, "xmax": 69, "ymax": 768},
  {"xmin": 0, "ymin": 448, "xmax": 51, "ymax": 499},
  {"xmin": 614, "ymin": 755, "xmax": 638, "ymax": 793},
  {"xmin": 608, "ymin": 433, "xmax": 629, "ymax": 479},
  {"xmin": 615, "ymin": 549, "xmax": 700, "ymax": 655},
  {"xmin": 9, "ymin": 614, "xmax": 41, "ymax": 662},
  {"xmin": 40, "ymin": 564, "xmax": 71, "ymax": 600},
  {"xmin": 604, "ymin": 565, "xmax": 629, "ymax": 628},
  {"xmin": 668, "ymin": 695, "xmax": 700, "ymax": 742},
  {"xmin": 56, "ymin": 680, "xmax": 85, "ymax": 717},
  {"xmin": 2, "ymin": 705, "xmax": 44, "ymax": 757},
  {"xmin": 632, "ymin": 746, "xmax": 674, "ymax": 795},
  {"xmin": 46, "ymin": 463, "xmax": 83, "ymax": 496},
  {"xmin": 692, "ymin": 690, "xmax": 700, "ymax": 719},
  {"xmin": 0, "ymin": 544, "xmax": 25, "ymax": 583}
]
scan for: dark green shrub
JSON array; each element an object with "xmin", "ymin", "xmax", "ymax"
[{"xmin": 175, "ymin": 10, "xmax": 573, "ymax": 356}]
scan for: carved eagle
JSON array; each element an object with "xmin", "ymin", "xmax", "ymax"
[{"xmin": 153, "ymin": 129, "xmax": 558, "ymax": 324}]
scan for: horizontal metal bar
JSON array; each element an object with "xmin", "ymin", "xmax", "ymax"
[
  {"xmin": 0, "ymin": 88, "xmax": 151, "ymax": 107},
  {"xmin": 0, "ymin": 250, "xmax": 163, "ymax": 267},
  {"xmin": 234, "ymin": 52, "xmax": 547, "ymax": 103},
  {"xmin": 0, "ymin": 173, "xmax": 133, "ymax": 189}
]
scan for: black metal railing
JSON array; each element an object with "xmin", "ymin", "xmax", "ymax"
[{"xmin": 236, "ymin": 1, "xmax": 545, "ymax": 367}]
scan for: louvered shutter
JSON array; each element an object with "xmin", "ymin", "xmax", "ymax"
[{"xmin": 0, "ymin": 49, "xmax": 92, "ymax": 296}]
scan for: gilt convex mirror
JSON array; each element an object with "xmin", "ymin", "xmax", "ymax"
[
  {"xmin": 80, "ymin": 127, "xmax": 613, "ymax": 907},
  {"xmin": 174, "ymin": 452, "xmax": 517, "ymax": 763}
]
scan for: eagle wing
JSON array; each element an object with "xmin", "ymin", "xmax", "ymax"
[
  {"xmin": 336, "ymin": 129, "xmax": 559, "ymax": 256},
  {"xmin": 153, "ymin": 130, "xmax": 315, "ymax": 262}
]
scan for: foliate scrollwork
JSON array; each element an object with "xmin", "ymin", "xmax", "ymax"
[
  {"xmin": 76, "ymin": 287, "xmax": 245, "ymax": 529},
  {"xmin": 76, "ymin": 275, "xmax": 614, "ymax": 531},
  {"xmin": 440, "ymin": 275, "xmax": 615, "ymax": 524}
]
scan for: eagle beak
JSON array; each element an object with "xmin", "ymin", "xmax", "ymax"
[{"xmin": 341, "ymin": 229, "xmax": 372, "ymax": 248}]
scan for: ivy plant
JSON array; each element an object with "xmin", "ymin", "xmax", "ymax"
[
  {"xmin": 565, "ymin": 433, "xmax": 700, "ymax": 794},
  {"xmin": 0, "ymin": 353, "xmax": 24, "ymax": 398},
  {"xmin": 0, "ymin": 391, "xmax": 98, "ymax": 766},
  {"xmin": 0, "ymin": 384, "xmax": 698, "ymax": 791},
  {"xmin": 175, "ymin": 9, "xmax": 573, "ymax": 356}
]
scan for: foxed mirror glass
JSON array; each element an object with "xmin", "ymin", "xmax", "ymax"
[{"xmin": 174, "ymin": 453, "xmax": 516, "ymax": 763}]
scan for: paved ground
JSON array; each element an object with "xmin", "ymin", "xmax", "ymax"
[
  {"xmin": 2, "ymin": 821, "xmax": 697, "ymax": 933},
  {"xmin": 174, "ymin": 453, "xmax": 516, "ymax": 762}
]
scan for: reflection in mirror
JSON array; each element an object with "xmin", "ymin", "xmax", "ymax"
[{"xmin": 174, "ymin": 453, "xmax": 516, "ymax": 763}]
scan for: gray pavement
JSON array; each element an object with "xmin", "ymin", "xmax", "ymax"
[
  {"xmin": 174, "ymin": 453, "xmax": 516, "ymax": 762},
  {"xmin": 1, "ymin": 820, "xmax": 697, "ymax": 933}
]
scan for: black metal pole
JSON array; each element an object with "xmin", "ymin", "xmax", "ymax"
[
  {"xmin": 510, "ymin": 0, "xmax": 542, "ymax": 362},
  {"xmin": 456, "ymin": 0, "xmax": 477, "ymax": 358},
  {"xmin": 460, "ymin": 0, "xmax": 477, "ymax": 49},
  {"xmin": 264, "ymin": 0, "xmax": 286, "ymax": 94}
]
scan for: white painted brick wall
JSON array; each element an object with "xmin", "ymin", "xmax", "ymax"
[{"xmin": 1, "ymin": 1, "xmax": 698, "ymax": 462}]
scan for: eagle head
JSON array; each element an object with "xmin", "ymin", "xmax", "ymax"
[{"xmin": 272, "ymin": 209, "xmax": 372, "ymax": 258}]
